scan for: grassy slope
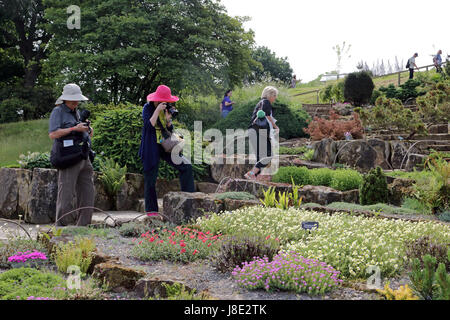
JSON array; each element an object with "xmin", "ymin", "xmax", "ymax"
[{"xmin": 0, "ymin": 119, "xmax": 52, "ymax": 167}]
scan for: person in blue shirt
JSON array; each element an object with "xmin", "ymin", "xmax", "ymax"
[
  {"xmin": 139, "ymin": 85, "xmax": 195, "ymax": 214},
  {"xmin": 220, "ymin": 90, "xmax": 235, "ymax": 118},
  {"xmin": 434, "ymin": 50, "xmax": 443, "ymax": 73}
]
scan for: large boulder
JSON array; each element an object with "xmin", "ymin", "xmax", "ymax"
[
  {"xmin": 405, "ymin": 153, "xmax": 426, "ymax": 172},
  {"xmin": 388, "ymin": 177, "xmax": 415, "ymax": 206},
  {"xmin": 0, "ymin": 168, "xmax": 32, "ymax": 219},
  {"xmin": 135, "ymin": 278, "xmax": 194, "ymax": 299},
  {"xmin": 93, "ymin": 172, "xmax": 111, "ymax": 211},
  {"xmin": 163, "ymin": 192, "xmax": 224, "ymax": 224},
  {"xmin": 26, "ymin": 168, "xmax": 59, "ymax": 224},
  {"xmin": 312, "ymin": 138, "xmax": 336, "ymax": 166},
  {"xmin": 390, "ymin": 141, "xmax": 419, "ymax": 170},
  {"xmin": 210, "ymin": 155, "xmax": 254, "ymax": 183},
  {"xmin": 218, "ymin": 178, "xmax": 359, "ymax": 205},
  {"xmin": 116, "ymin": 173, "xmax": 145, "ymax": 211},
  {"xmin": 156, "ymin": 178, "xmax": 181, "ymax": 198},
  {"xmin": 92, "ymin": 262, "xmax": 146, "ymax": 292}
]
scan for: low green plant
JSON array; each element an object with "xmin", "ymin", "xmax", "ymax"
[
  {"xmin": 409, "ymin": 253, "xmax": 450, "ymax": 300},
  {"xmin": 99, "ymin": 158, "xmax": 127, "ymax": 210},
  {"xmin": 290, "ymin": 177, "xmax": 303, "ymax": 208},
  {"xmin": 377, "ymin": 282, "xmax": 419, "ymax": 300},
  {"xmin": 159, "ymin": 282, "xmax": 212, "ymax": 300},
  {"xmin": 0, "ymin": 267, "xmax": 68, "ymax": 300},
  {"xmin": 275, "ymin": 191, "xmax": 290, "ymax": 210},
  {"xmin": 329, "ymin": 169, "xmax": 363, "ymax": 192},
  {"xmin": 214, "ymin": 192, "xmax": 256, "ymax": 201},
  {"xmin": 260, "ymin": 187, "xmax": 277, "ymax": 208},
  {"xmin": 401, "ymin": 197, "xmax": 431, "ymax": 215},
  {"xmin": 61, "ymin": 226, "xmax": 113, "ymax": 239},
  {"xmin": 438, "ymin": 211, "xmax": 450, "ymax": 222},
  {"xmin": 212, "ymin": 234, "xmax": 280, "ymax": 273},
  {"xmin": 279, "ymin": 146, "xmax": 308, "ymax": 155},
  {"xmin": 301, "ymin": 149, "xmax": 314, "ymax": 161},
  {"xmin": 359, "ymin": 167, "xmax": 389, "ymax": 205},
  {"xmin": 118, "ymin": 221, "xmax": 149, "ymax": 238},
  {"xmin": 17, "ymin": 151, "xmax": 51, "ymax": 169},
  {"xmin": 52, "ymin": 237, "xmax": 96, "ymax": 274}
]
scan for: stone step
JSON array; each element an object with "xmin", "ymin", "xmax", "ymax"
[
  {"xmin": 137, "ymin": 199, "xmax": 163, "ymax": 214},
  {"xmin": 426, "ymin": 145, "xmax": 450, "ymax": 152},
  {"xmin": 413, "ymin": 134, "xmax": 450, "ymax": 141}
]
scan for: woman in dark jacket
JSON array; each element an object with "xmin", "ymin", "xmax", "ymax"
[
  {"xmin": 244, "ymin": 86, "xmax": 279, "ymax": 180},
  {"xmin": 139, "ymin": 85, "xmax": 195, "ymax": 213}
]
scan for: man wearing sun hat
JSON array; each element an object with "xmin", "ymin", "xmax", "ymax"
[
  {"xmin": 49, "ymin": 83, "xmax": 95, "ymax": 226},
  {"xmin": 139, "ymin": 85, "xmax": 195, "ymax": 214}
]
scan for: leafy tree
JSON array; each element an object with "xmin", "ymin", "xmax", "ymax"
[
  {"xmin": 0, "ymin": 0, "xmax": 52, "ymax": 88},
  {"xmin": 332, "ymin": 41, "xmax": 351, "ymax": 76},
  {"xmin": 43, "ymin": 0, "xmax": 256, "ymax": 104},
  {"xmin": 247, "ymin": 46, "xmax": 293, "ymax": 84}
]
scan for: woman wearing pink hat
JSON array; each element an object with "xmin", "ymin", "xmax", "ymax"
[{"xmin": 139, "ymin": 85, "xmax": 195, "ymax": 214}]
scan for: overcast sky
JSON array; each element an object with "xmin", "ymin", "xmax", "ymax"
[{"xmin": 220, "ymin": 0, "xmax": 449, "ymax": 82}]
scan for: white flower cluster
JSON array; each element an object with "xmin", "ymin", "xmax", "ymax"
[{"xmin": 196, "ymin": 207, "xmax": 450, "ymax": 279}]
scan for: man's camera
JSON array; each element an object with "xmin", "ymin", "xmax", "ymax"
[
  {"xmin": 165, "ymin": 103, "xmax": 179, "ymax": 119},
  {"xmin": 79, "ymin": 109, "xmax": 92, "ymax": 134}
]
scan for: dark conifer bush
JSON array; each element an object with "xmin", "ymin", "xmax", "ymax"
[
  {"xmin": 359, "ymin": 167, "xmax": 388, "ymax": 205},
  {"xmin": 344, "ymin": 71, "xmax": 375, "ymax": 106}
]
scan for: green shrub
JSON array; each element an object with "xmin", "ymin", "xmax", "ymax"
[
  {"xmin": 324, "ymin": 202, "xmax": 421, "ymax": 215},
  {"xmin": 212, "ymin": 234, "xmax": 280, "ymax": 273},
  {"xmin": 52, "ymin": 237, "xmax": 96, "ymax": 274},
  {"xmin": 61, "ymin": 226, "xmax": 114, "ymax": 239},
  {"xmin": 98, "ymin": 158, "xmax": 127, "ymax": 210},
  {"xmin": 329, "ymin": 169, "xmax": 363, "ymax": 191},
  {"xmin": 309, "ymin": 168, "xmax": 334, "ymax": 187},
  {"xmin": 272, "ymin": 167, "xmax": 362, "ymax": 191},
  {"xmin": 118, "ymin": 221, "xmax": 149, "ymax": 238},
  {"xmin": 272, "ymin": 166, "xmax": 312, "ymax": 186},
  {"xmin": 0, "ymin": 268, "xmax": 68, "ymax": 300},
  {"xmin": 438, "ymin": 211, "xmax": 450, "ymax": 222},
  {"xmin": 359, "ymin": 167, "xmax": 389, "ymax": 205},
  {"xmin": 213, "ymin": 98, "xmax": 310, "ymax": 140},
  {"xmin": 401, "ymin": 197, "xmax": 431, "ymax": 215},
  {"xmin": 343, "ymin": 71, "xmax": 375, "ymax": 106},
  {"xmin": 0, "ymin": 98, "xmax": 28, "ymax": 123},
  {"xmin": 17, "ymin": 151, "xmax": 51, "ymax": 169},
  {"xmin": 279, "ymin": 146, "xmax": 308, "ymax": 155}
]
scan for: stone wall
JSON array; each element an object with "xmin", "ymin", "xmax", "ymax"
[
  {"xmin": 312, "ymin": 138, "xmax": 425, "ymax": 172},
  {"xmin": 0, "ymin": 168, "xmax": 145, "ymax": 224}
]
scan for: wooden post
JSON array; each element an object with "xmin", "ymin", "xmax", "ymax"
[
  {"xmin": 317, "ymin": 91, "xmax": 319, "ymax": 104},
  {"xmin": 398, "ymin": 72, "xmax": 401, "ymax": 86}
]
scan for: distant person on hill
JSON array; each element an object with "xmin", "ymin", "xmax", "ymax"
[
  {"xmin": 433, "ymin": 50, "xmax": 443, "ymax": 73},
  {"xmin": 244, "ymin": 86, "xmax": 279, "ymax": 180},
  {"xmin": 291, "ymin": 75, "xmax": 297, "ymax": 88},
  {"xmin": 407, "ymin": 53, "xmax": 419, "ymax": 79},
  {"xmin": 220, "ymin": 90, "xmax": 235, "ymax": 118}
]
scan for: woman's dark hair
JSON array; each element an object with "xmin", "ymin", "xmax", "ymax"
[{"xmin": 224, "ymin": 90, "xmax": 232, "ymax": 98}]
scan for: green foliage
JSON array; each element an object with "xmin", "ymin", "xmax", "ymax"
[
  {"xmin": 0, "ymin": 98, "xmax": 27, "ymax": 123},
  {"xmin": 416, "ymin": 81, "xmax": 450, "ymax": 123},
  {"xmin": 0, "ymin": 268, "xmax": 68, "ymax": 300},
  {"xmin": 320, "ymin": 81, "xmax": 344, "ymax": 103},
  {"xmin": 61, "ymin": 226, "xmax": 114, "ymax": 239},
  {"xmin": 260, "ymin": 187, "xmax": 277, "ymax": 208},
  {"xmin": 248, "ymin": 46, "xmax": 293, "ymax": 84},
  {"xmin": 213, "ymin": 98, "xmax": 310, "ymax": 140},
  {"xmin": 379, "ymin": 80, "xmax": 424, "ymax": 102},
  {"xmin": 401, "ymin": 197, "xmax": 431, "ymax": 215},
  {"xmin": 438, "ymin": 211, "xmax": 450, "ymax": 222},
  {"xmin": 160, "ymin": 282, "xmax": 211, "ymax": 300},
  {"xmin": 405, "ymin": 236, "xmax": 450, "ymax": 272},
  {"xmin": 409, "ymin": 253, "xmax": 450, "ymax": 300},
  {"xmin": 17, "ymin": 151, "xmax": 51, "ymax": 169},
  {"xmin": 272, "ymin": 166, "xmax": 362, "ymax": 191},
  {"xmin": 212, "ymin": 234, "xmax": 280, "ymax": 273},
  {"xmin": 98, "ymin": 158, "xmax": 127, "ymax": 201},
  {"xmin": 279, "ymin": 146, "xmax": 308, "ymax": 155},
  {"xmin": 343, "ymin": 71, "xmax": 375, "ymax": 106},
  {"xmin": 355, "ymin": 96, "xmax": 426, "ymax": 135},
  {"xmin": 359, "ymin": 167, "xmax": 389, "ymax": 205},
  {"xmin": 214, "ymin": 192, "xmax": 256, "ymax": 201},
  {"xmin": 118, "ymin": 220, "xmax": 176, "ymax": 238},
  {"xmin": 52, "ymin": 237, "xmax": 96, "ymax": 274},
  {"xmin": 321, "ymin": 202, "xmax": 423, "ymax": 215},
  {"xmin": 301, "ymin": 149, "xmax": 315, "ymax": 161}
]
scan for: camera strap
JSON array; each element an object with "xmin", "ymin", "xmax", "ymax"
[{"xmin": 156, "ymin": 116, "xmax": 171, "ymax": 139}]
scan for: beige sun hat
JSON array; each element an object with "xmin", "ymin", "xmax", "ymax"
[{"xmin": 55, "ymin": 83, "xmax": 89, "ymax": 105}]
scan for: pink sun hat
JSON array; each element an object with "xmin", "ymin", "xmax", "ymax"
[{"xmin": 146, "ymin": 85, "xmax": 179, "ymax": 102}]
